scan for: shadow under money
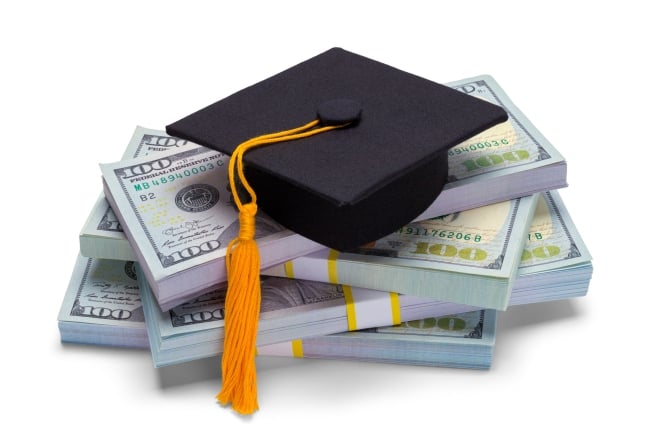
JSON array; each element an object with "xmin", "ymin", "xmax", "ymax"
[
  {"xmin": 154, "ymin": 353, "xmax": 308, "ymax": 389},
  {"xmin": 497, "ymin": 298, "xmax": 583, "ymax": 334},
  {"xmin": 155, "ymin": 355, "xmax": 222, "ymax": 389},
  {"xmin": 492, "ymin": 298, "xmax": 587, "ymax": 367}
]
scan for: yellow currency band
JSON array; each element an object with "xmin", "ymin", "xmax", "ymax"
[
  {"xmin": 389, "ymin": 292, "xmax": 401, "ymax": 325},
  {"xmin": 291, "ymin": 339, "xmax": 304, "ymax": 358},
  {"xmin": 342, "ymin": 285, "xmax": 357, "ymax": 331},
  {"xmin": 327, "ymin": 249, "xmax": 339, "ymax": 283},
  {"xmin": 284, "ymin": 260, "xmax": 295, "ymax": 279}
]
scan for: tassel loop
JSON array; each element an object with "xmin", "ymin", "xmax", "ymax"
[{"xmin": 237, "ymin": 203, "xmax": 257, "ymax": 241}]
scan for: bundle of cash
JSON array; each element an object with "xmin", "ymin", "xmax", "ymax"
[
  {"xmin": 258, "ymin": 310, "xmax": 496, "ymax": 370},
  {"xmin": 57, "ymin": 252, "xmax": 497, "ymax": 368},
  {"xmin": 264, "ymin": 190, "xmax": 591, "ymax": 308},
  {"xmin": 265, "ymin": 195, "xmax": 539, "ymax": 310}
]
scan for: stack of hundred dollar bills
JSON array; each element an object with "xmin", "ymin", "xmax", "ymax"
[{"xmin": 58, "ymin": 75, "xmax": 592, "ymax": 378}]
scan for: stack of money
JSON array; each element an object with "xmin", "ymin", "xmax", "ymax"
[
  {"xmin": 57, "ymin": 253, "xmax": 497, "ymax": 369},
  {"xmin": 263, "ymin": 190, "xmax": 591, "ymax": 308},
  {"xmin": 58, "ymin": 75, "xmax": 592, "ymax": 383}
]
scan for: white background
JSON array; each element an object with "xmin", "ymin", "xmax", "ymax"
[{"xmin": 2, "ymin": 1, "xmax": 647, "ymax": 443}]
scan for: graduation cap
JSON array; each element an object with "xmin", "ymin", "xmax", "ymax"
[{"xmin": 166, "ymin": 47, "xmax": 507, "ymax": 415}]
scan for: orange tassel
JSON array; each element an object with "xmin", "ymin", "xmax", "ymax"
[{"xmin": 216, "ymin": 119, "xmax": 347, "ymax": 415}]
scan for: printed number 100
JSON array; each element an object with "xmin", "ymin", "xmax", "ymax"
[{"xmin": 410, "ymin": 242, "xmax": 487, "ymax": 261}]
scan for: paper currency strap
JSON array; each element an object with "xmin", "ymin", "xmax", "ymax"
[
  {"xmin": 218, "ymin": 100, "xmax": 361, "ymax": 415},
  {"xmin": 343, "ymin": 286, "xmax": 401, "ymax": 331}
]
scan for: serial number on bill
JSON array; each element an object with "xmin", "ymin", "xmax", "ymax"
[{"xmin": 395, "ymin": 227, "xmax": 482, "ymax": 243}]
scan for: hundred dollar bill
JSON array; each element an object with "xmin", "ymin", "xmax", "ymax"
[
  {"xmin": 264, "ymin": 194, "xmax": 540, "ymax": 310},
  {"xmin": 512, "ymin": 189, "xmax": 592, "ymax": 304},
  {"xmin": 58, "ymin": 253, "xmax": 148, "ymax": 348},
  {"xmin": 80, "ymin": 127, "xmax": 199, "ymax": 261},
  {"xmin": 258, "ymin": 310, "xmax": 496, "ymax": 369},
  {"xmin": 100, "ymin": 144, "xmax": 324, "ymax": 311},
  {"xmin": 418, "ymin": 74, "xmax": 567, "ymax": 220}
]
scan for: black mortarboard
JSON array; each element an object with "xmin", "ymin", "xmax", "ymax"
[{"xmin": 166, "ymin": 47, "xmax": 507, "ymax": 251}]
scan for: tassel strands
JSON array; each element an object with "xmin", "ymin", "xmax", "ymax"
[{"xmin": 216, "ymin": 202, "xmax": 262, "ymax": 415}]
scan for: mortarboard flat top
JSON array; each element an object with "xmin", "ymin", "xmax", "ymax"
[{"xmin": 167, "ymin": 47, "xmax": 507, "ymax": 251}]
